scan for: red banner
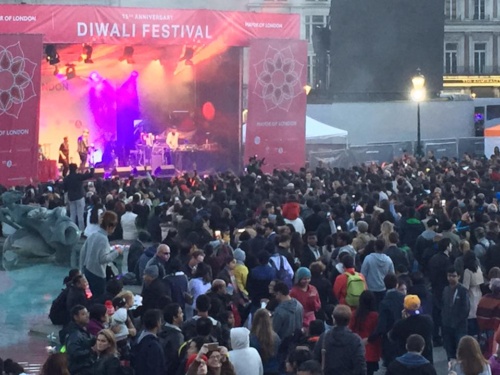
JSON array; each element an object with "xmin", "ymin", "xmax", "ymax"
[
  {"xmin": 245, "ymin": 39, "xmax": 307, "ymax": 172},
  {"xmin": 0, "ymin": 34, "xmax": 42, "ymax": 187},
  {"xmin": 0, "ymin": 5, "xmax": 300, "ymax": 46}
]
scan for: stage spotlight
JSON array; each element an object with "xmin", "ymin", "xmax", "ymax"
[
  {"xmin": 65, "ymin": 64, "xmax": 76, "ymax": 80},
  {"xmin": 80, "ymin": 44, "xmax": 93, "ymax": 64},
  {"xmin": 131, "ymin": 71, "xmax": 139, "ymax": 78},
  {"xmin": 119, "ymin": 46, "xmax": 135, "ymax": 64},
  {"xmin": 89, "ymin": 72, "xmax": 101, "ymax": 83},
  {"xmin": 45, "ymin": 44, "xmax": 60, "ymax": 65}
]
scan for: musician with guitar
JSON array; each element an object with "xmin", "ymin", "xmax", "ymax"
[{"xmin": 77, "ymin": 129, "xmax": 90, "ymax": 172}]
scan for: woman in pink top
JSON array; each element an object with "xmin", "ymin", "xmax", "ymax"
[{"xmin": 289, "ymin": 267, "xmax": 321, "ymax": 329}]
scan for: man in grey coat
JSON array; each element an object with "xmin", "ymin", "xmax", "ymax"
[{"xmin": 272, "ymin": 280, "xmax": 303, "ymax": 340}]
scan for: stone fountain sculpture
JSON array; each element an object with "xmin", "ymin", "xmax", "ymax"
[{"xmin": 0, "ymin": 191, "xmax": 80, "ymax": 269}]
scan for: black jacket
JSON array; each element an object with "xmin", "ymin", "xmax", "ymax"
[
  {"xmin": 301, "ymin": 246, "xmax": 320, "ymax": 268},
  {"xmin": 386, "ymin": 353, "xmax": 437, "ymax": 375},
  {"xmin": 65, "ymin": 321, "xmax": 96, "ymax": 375},
  {"xmin": 93, "ymin": 354, "xmax": 120, "ymax": 375},
  {"xmin": 141, "ymin": 278, "xmax": 170, "ymax": 315},
  {"xmin": 390, "ymin": 315, "xmax": 434, "ymax": 364},
  {"xmin": 441, "ymin": 283, "xmax": 470, "ymax": 330},
  {"xmin": 384, "ymin": 245, "xmax": 410, "ymax": 270},
  {"xmin": 399, "ymin": 218, "xmax": 425, "ymax": 252},
  {"xmin": 63, "ymin": 170, "xmax": 94, "ymax": 202},
  {"xmin": 66, "ymin": 286, "xmax": 88, "ymax": 313},
  {"xmin": 486, "ymin": 244, "xmax": 500, "ymax": 275},
  {"xmin": 132, "ymin": 332, "xmax": 166, "ymax": 375},
  {"xmin": 313, "ymin": 326, "xmax": 366, "ymax": 375},
  {"xmin": 428, "ymin": 252, "xmax": 452, "ymax": 301},
  {"xmin": 158, "ymin": 323, "xmax": 184, "ymax": 375}
]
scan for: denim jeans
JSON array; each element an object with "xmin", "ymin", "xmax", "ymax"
[{"xmin": 69, "ymin": 197, "xmax": 85, "ymax": 232}]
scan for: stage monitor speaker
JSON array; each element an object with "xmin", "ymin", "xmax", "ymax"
[{"xmin": 153, "ymin": 165, "xmax": 176, "ymax": 178}]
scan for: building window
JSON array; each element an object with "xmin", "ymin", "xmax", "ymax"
[
  {"xmin": 474, "ymin": 0, "xmax": 486, "ymax": 19},
  {"xmin": 307, "ymin": 55, "xmax": 317, "ymax": 85},
  {"xmin": 445, "ymin": 43, "xmax": 458, "ymax": 74},
  {"xmin": 445, "ymin": 0, "xmax": 457, "ymax": 19},
  {"xmin": 305, "ymin": 15, "xmax": 328, "ymax": 44},
  {"xmin": 474, "ymin": 43, "xmax": 486, "ymax": 74}
]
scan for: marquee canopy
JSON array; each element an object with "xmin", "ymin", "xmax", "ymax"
[{"xmin": 0, "ymin": 5, "xmax": 300, "ymax": 46}]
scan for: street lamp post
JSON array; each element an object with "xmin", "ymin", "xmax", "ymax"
[{"xmin": 411, "ymin": 69, "xmax": 426, "ymax": 159}]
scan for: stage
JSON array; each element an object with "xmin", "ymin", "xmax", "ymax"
[{"xmin": 0, "ymin": 5, "xmax": 307, "ymax": 186}]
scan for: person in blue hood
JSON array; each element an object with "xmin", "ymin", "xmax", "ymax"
[{"xmin": 386, "ymin": 334, "xmax": 437, "ymax": 375}]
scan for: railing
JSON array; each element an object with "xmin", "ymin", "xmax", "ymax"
[{"xmin": 444, "ymin": 66, "xmax": 499, "ymax": 75}]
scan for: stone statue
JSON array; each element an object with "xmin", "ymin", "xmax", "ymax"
[{"xmin": 0, "ymin": 191, "xmax": 80, "ymax": 269}]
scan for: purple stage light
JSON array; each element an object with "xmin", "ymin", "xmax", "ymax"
[
  {"xmin": 89, "ymin": 72, "xmax": 100, "ymax": 82},
  {"xmin": 131, "ymin": 71, "xmax": 139, "ymax": 78}
]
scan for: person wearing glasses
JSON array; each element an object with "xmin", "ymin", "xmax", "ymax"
[
  {"xmin": 146, "ymin": 244, "xmax": 172, "ymax": 279},
  {"xmin": 80, "ymin": 211, "xmax": 123, "ymax": 298}
]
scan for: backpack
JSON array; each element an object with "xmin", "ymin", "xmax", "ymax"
[
  {"xmin": 344, "ymin": 272, "xmax": 365, "ymax": 307},
  {"xmin": 270, "ymin": 255, "xmax": 293, "ymax": 289},
  {"xmin": 49, "ymin": 288, "xmax": 69, "ymax": 325}
]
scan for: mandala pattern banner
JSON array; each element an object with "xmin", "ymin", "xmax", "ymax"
[
  {"xmin": 0, "ymin": 34, "xmax": 42, "ymax": 186},
  {"xmin": 246, "ymin": 39, "xmax": 307, "ymax": 172}
]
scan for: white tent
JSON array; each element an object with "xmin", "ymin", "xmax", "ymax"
[
  {"xmin": 242, "ymin": 117, "xmax": 348, "ymax": 145},
  {"xmin": 305, "ymin": 116, "xmax": 348, "ymax": 144}
]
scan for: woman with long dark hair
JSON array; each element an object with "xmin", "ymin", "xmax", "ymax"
[
  {"xmin": 250, "ymin": 308, "xmax": 281, "ymax": 375},
  {"xmin": 348, "ymin": 291, "xmax": 381, "ymax": 375},
  {"xmin": 40, "ymin": 353, "xmax": 70, "ymax": 375}
]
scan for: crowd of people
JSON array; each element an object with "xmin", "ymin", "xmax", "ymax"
[{"xmin": 6, "ymin": 152, "xmax": 500, "ymax": 375}]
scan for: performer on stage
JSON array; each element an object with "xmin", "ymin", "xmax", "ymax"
[
  {"xmin": 166, "ymin": 127, "xmax": 179, "ymax": 150},
  {"xmin": 59, "ymin": 136, "xmax": 70, "ymax": 177},
  {"xmin": 77, "ymin": 129, "xmax": 90, "ymax": 172}
]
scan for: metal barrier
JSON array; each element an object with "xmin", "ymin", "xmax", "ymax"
[{"xmin": 307, "ymin": 137, "xmax": 485, "ymax": 168}]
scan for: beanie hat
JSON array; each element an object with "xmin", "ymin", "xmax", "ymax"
[
  {"xmin": 185, "ymin": 353, "xmax": 207, "ymax": 372},
  {"xmin": 357, "ymin": 221, "xmax": 369, "ymax": 233},
  {"xmin": 295, "ymin": 267, "xmax": 311, "ymax": 283},
  {"xmin": 144, "ymin": 265, "xmax": 159, "ymax": 279},
  {"xmin": 234, "ymin": 248, "xmax": 246, "ymax": 264},
  {"xmin": 404, "ymin": 294, "xmax": 421, "ymax": 315}
]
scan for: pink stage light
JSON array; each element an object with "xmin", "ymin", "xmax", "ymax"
[{"xmin": 131, "ymin": 71, "xmax": 139, "ymax": 78}]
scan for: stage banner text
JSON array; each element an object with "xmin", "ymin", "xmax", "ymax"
[
  {"xmin": 0, "ymin": 5, "xmax": 299, "ymax": 46},
  {"xmin": 0, "ymin": 34, "xmax": 42, "ymax": 186},
  {"xmin": 245, "ymin": 39, "xmax": 307, "ymax": 172}
]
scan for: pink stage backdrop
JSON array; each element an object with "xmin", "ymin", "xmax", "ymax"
[
  {"xmin": 245, "ymin": 39, "xmax": 307, "ymax": 172},
  {"xmin": 0, "ymin": 6, "xmax": 299, "ymax": 46},
  {"xmin": 0, "ymin": 34, "xmax": 42, "ymax": 187}
]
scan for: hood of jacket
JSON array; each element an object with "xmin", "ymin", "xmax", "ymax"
[
  {"xmin": 282, "ymin": 202, "xmax": 300, "ymax": 220},
  {"xmin": 367, "ymin": 252, "xmax": 391, "ymax": 266},
  {"xmin": 230, "ymin": 327, "xmax": 250, "ymax": 350},
  {"xmin": 277, "ymin": 298, "xmax": 300, "ymax": 314},
  {"xmin": 396, "ymin": 352, "xmax": 430, "ymax": 367},
  {"xmin": 137, "ymin": 330, "xmax": 156, "ymax": 345},
  {"xmin": 420, "ymin": 230, "xmax": 437, "ymax": 240},
  {"xmin": 144, "ymin": 245, "xmax": 157, "ymax": 257}
]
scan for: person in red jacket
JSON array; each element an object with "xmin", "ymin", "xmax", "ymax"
[
  {"xmin": 282, "ymin": 195, "xmax": 301, "ymax": 221},
  {"xmin": 290, "ymin": 267, "xmax": 321, "ymax": 329},
  {"xmin": 349, "ymin": 291, "xmax": 382, "ymax": 375},
  {"xmin": 333, "ymin": 255, "xmax": 367, "ymax": 307}
]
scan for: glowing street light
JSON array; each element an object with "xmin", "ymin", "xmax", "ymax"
[{"xmin": 411, "ymin": 69, "xmax": 426, "ymax": 158}]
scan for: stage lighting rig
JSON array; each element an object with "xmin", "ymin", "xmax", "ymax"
[
  {"xmin": 80, "ymin": 44, "xmax": 93, "ymax": 64},
  {"xmin": 65, "ymin": 64, "xmax": 76, "ymax": 80},
  {"xmin": 119, "ymin": 46, "xmax": 135, "ymax": 64},
  {"xmin": 45, "ymin": 44, "xmax": 60, "ymax": 65}
]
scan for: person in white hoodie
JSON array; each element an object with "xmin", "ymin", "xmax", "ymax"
[{"xmin": 228, "ymin": 327, "xmax": 263, "ymax": 375}]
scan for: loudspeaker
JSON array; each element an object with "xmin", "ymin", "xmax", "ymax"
[
  {"xmin": 151, "ymin": 153, "xmax": 163, "ymax": 172},
  {"xmin": 153, "ymin": 164, "xmax": 176, "ymax": 177}
]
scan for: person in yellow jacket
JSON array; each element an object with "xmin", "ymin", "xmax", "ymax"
[{"xmin": 234, "ymin": 248, "xmax": 249, "ymax": 298}]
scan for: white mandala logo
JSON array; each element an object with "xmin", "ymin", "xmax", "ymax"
[
  {"xmin": 0, "ymin": 42, "xmax": 38, "ymax": 119},
  {"xmin": 253, "ymin": 45, "xmax": 304, "ymax": 112}
]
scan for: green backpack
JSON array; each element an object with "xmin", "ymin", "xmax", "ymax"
[{"xmin": 345, "ymin": 272, "xmax": 366, "ymax": 307}]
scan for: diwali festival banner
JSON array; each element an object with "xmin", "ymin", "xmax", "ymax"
[{"xmin": 0, "ymin": 5, "xmax": 300, "ymax": 46}]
